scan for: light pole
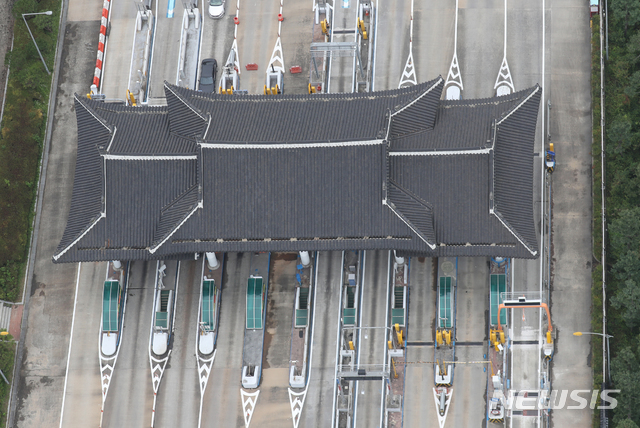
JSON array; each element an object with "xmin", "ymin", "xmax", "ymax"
[
  {"xmin": 605, "ymin": 0, "xmax": 608, "ymax": 60},
  {"xmin": 22, "ymin": 11, "xmax": 53, "ymax": 75},
  {"xmin": 573, "ymin": 331, "xmax": 613, "ymax": 384}
]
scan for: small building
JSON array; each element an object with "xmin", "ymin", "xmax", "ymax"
[{"xmin": 590, "ymin": 0, "xmax": 599, "ymax": 17}]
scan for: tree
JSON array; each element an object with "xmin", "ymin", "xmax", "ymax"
[
  {"xmin": 607, "ymin": 117, "xmax": 638, "ymax": 155},
  {"xmin": 612, "ymin": 345, "xmax": 640, "ymax": 425},
  {"xmin": 609, "ymin": 207, "xmax": 640, "ymax": 259},
  {"xmin": 618, "ymin": 418, "xmax": 640, "ymax": 428},
  {"xmin": 610, "ymin": 0, "xmax": 640, "ymax": 40},
  {"xmin": 611, "ymin": 279, "xmax": 640, "ymax": 328}
]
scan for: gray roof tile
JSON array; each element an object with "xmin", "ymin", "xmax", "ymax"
[
  {"xmin": 54, "ymin": 83, "xmax": 541, "ymax": 262},
  {"xmin": 88, "ymin": 103, "xmax": 197, "ymax": 155},
  {"xmin": 54, "ymin": 96, "xmax": 108, "ymax": 259},
  {"xmin": 165, "ymin": 78, "xmax": 444, "ymax": 143},
  {"xmin": 493, "ymin": 87, "xmax": 541, "ymax": 254},
  {"xmin": 386, "ymin": 181, "xmax": 436, "ymax": 246},
  {"xmin": 164, "ymin": 83, "xmax": 209, "ymax": 139},
  {"xmin": 390, "ymin": 88, "xmax": 534, "ymax": 152}
]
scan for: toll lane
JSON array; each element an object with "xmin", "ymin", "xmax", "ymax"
[
  {"xmin": 298, "ymin": 251, "xmax": 342, "ymax": 428},
  {"xmin": 59, "ymin": 262, "xmax": 105, "ymax": 428},
  {"xmin": 201, "ymin": 253, "xmax": 250, "ymax": 427},
  {"xmin": 353, "ymin": 250, "xmax": 390, "ymax": 428},
  {"xmin": 235, "ymin": 0, "xmax": 281, "ymax": 93},
  {"xmin": 507, "ymin": 0, "xmax": 542, "ymax": 90},
  {"xmin": 155, "ymin": 259, "xmax": 200, "ymax": 428},
  {"xmin": 445, "ymin": 257, "xmax": 487, "ymax": 427},
  {"xmin": 455, "ymin": 258, "xmax": 486, "ymax": 343},
  {"xmin": 328, "ymin": 1, "xmax": 358, "ymax": 93},
  {"xmin": 457, "ymin": 0, "xmax": 504, "ymax": 98},
  {"xmin": 403, "ymin": 257, "xmax": 437, "ymax": 426},
  {"xmin": 280, "ymin": 0, "xmax": 314, "ymax": 94},
  {"xmin": 148, "ymin": 0, "xmax": 184, "ymax": 99},
  {"xmin": 413, "ymin": 0, "xmax": 455, "ymax": 83},
  {"xmin": 510, "ymin": 258, "xmax": 542, "ymax": 393},
  {"xmin": 198, "ymin": 11, "xmax": 235, "ymax": 90},
  {"xmin": 101, "ymin": 0, "xmax": 138, "ymax": 98},
  {"xmin": 103, "ymin": 261, "xmax": 155, "ymax": 428},
  {"xmin": 373, "ymin": 0, "xmax": 411, "ymax": 91},
  {"xmin": 445, "ymin": 345, "xmax": 486, "ymax": 427},
  {"xmin": 250, "ymin": 254, "xmax": 296, "ymax": 426}
]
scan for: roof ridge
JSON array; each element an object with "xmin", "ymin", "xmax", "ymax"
[
  {"xmin": 491, "ymin": 210, "xmax": 537, "ymax": 256},
  {"xmin": 184, "ymin": 78, "xmax": 437, "ymax": 103},
  {"xmin": 164, "ymin": 82, "xmax": 208, "ymax": 122},
  {"xmin": 149, "ymin": 203, "xmax": 201, "ymax": 254},
  {"xmin": 440, "ymin": 86, "xmax": 537, "ymax": 109},
  {"xmin": 385, "ymin": 181, "xmax": 436, "ymax": 249},
  {"xmin": 73, "ymin": 94, "xmax": 114, "ymax": 134},
  {"xmin": 387, "ymin": 178, "xmax": 432, "ymax": 210},
  {"xmin": 496, "ymin": 85, "xmax": 540, "ymax": 126},
  {"xmin": 164, "ymin": 82, "xmax": 209, "ymax": 139},
  {"xmin": 160, "ymin": 183, "xmax": 199, "ymax": 214},
  {"xmin": 491, "ymin": 85, "xmax": 541, "ymax": 256},
  {"xmin": 387, "ymin": 77, "xmax": 444, "ymax": 140},
  {"xmin": 390, "ymin": 76, "xmax": 444, "ymax": 118}
]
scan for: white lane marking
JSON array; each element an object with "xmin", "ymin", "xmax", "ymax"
[
  {"xmin": 494, "ymin": 0, "xmax": 514, "ymax": 94},
  {"xmin": 398, "ymin": 0, "xmax": 417, "ymax": 88},
  {"xmin": 494, "ymin": 56, "xmax": 514, "ymax": 93},
  {"xmin": 148, "ymin": 260, "xmax": 176, "ymax": 428},
  {"xmin": 432, "ymin": 387, "xmax": 453, "ymax": 428},
  {"xmin": 444, "ymin": 0, "xmax": 463, "ymax": 93},
  {"xmin": 266, "ymin": 37, "xmax": 285, "ymax": 78},
  {"xmin": 197, "ymin": 351, "xmax": 215, "ymax": 394},
  {"xmin": 352, "ymin": 250, "xmax": 367, "ymax": 427},
  {"xmin": 58, "ymin": 262, "xmax": 82, "ymax": 428},
  {"xmin": 265, "ymin": 0, "xmax": 285, "ymax": 90},
  {"xmin": 445, "ymin": 52, "xmax": 462, "ymax": 91},
  {"xmin": 331, "ymin": 251, "xmax": 346, "ymax": 428},
  {"xmin": 241, "ymin": 389, "xmax": 260, "ymax": 427},
  {"xmin": 399, "ymin": 50, "xmax": 417, "ymax": 88},
  {"xmin": 98, "ymin": 262, "xmax": 130, "ymax": 427},
  {"xmin": 149, "ymin": 353, "xmax": 171, "ymax": 428},
  {"xmin": 288, "ymin": 387, "xmax": 307, "ymax": 428},
  {"xmin": 534, "ymin": 0, "xmax": 546, "ymax": 422},
  {"xmin": 378, "ymin": 251, "xmax": 392, "ymax": 425},
  {"xmin": 196, "ymin": 257, "xmax": 217, "ymax": 428}
]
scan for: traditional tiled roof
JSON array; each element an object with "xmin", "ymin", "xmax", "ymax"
[
  {"xmin": 54, "ymin": 80, "xmax": 540, "ymax": 262},
  {"xmin": 167, "ymin": 77, "xmax": 444, "ymax": 142}
]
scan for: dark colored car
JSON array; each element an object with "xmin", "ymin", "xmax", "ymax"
[{"xmin": 199, "ymin": 58, "xmax": 217, "ymax": 93}]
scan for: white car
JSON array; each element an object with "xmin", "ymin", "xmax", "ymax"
[{"xmin": 209, "ymin": 0, "xmax": 224, "ymax": 18}]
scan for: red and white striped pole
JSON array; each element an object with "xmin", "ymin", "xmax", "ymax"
[{"xmin": 94, "ymin": 0, "xmax": 112, "ymax": 89}]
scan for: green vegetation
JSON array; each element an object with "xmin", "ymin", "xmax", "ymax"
[
  {"xmin": 0, "ymin": 0, "xmax": 61, "ymax": 301},
  {"xmin": 594, "ymin": 0, "xmax": 640, "ymax": 425},
  {"xmin": 591, "ymin": 19, "xmax": 604, "ymax": 428},
  {"xmin": 0, "ymin": 333, "xmax": 16, "ymax": 427}
]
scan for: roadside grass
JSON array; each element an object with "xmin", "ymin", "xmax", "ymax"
[
  {"xmin": 0, "ymin": 0, "xmax": 61, "ymax": 301},
  {"xmin": 0, "ymin": 334, "xmax": 16, "ymax": 428}
]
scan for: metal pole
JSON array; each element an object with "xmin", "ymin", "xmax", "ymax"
[
  {"xmin": 600, "ymin": 0, "xmax": 608, "ymax": 400},
  {"xmin": 22, "ymin": 13, "xmax": 51, "ymax": 75},
  {"xmin": 606, "ymin": 335, "xmax": 611, "ymax": 385},
  {"xmin": 547, "ymin": 100, "xmax": 551, "ymax": 140},
  {"xmin": 605, "ymin": 0, "xmax": 608, "ymax": 60}
]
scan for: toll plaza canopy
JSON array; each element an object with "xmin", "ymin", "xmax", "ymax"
[{"xmin": 53, "ymin": 77, "xmax": 541, "ymax": 263}]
